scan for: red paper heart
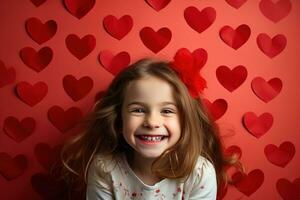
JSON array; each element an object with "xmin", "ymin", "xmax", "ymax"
[
  {"xmin": 264, "ymin": 141, "xmax": 295, "ymax": 167},
  {"xmin": 259, "ymin": 0, "xmax": 292, "ymax": 23},
  {"xmin": 139, "ymin": 27, "xmax": 172, "ymax": 53},
  {"xmin": 0, "ymin": 153, "xmax": 27, "ymax": 180},
  {"xmin": 63, "ymin": 75, "xmax": 93, "ymax": 101},
  {"xmin": 145, "ymin": 0, "xmax": 171, "ymax": 11},
  {"xmin": 3, "ymin": 116, "xmax": 35, "ymax": 142},
  {"xmin": 16, "ymin": 81, "xmax": 48, "ymax": 106},
  {"xmin": 251, "ymin": 77, "xmax": 282, "ymax": 103},
  {"xmin": 203, "ymin": 99, "xmax": 228, "ymax": 121},
  {"xmin": 48, "ymin": 105, "xmax": 83, "ymax": 132},
  {"xmin": 243, "ymin": 112, "xmax": 273, "ymax": 138},
  {"xmin": 20, "ymin": 46, "xmax": 53, "ymax": 72},
  {"xmin": 219, "ymin": 24, "xmax": 251, "ymax": 50},
  {"xmin": 25, "ymin": 17, "xmax": 57, "ymax": 44},
  {"xmin": 103, "ymin": 15, "xmax": 133, "ymax": 40},
  {"xmin": 34, "ymin": 143, "xmax": 61, "ymax": 171},
  {"xmin": 225, "ymin": 145, "xmax": 242, "ymax": 159},
  {"xmin": 225, "ymin": 0, "xmax": 247, "ymax": 9},
  {"xmin": 65, "ymin": 34, "xmax": 96, "ymax": 60},
  {"xmin": 99, "ymin": 50, "xmax": 130, "ymax": 75},
  {"xmin": 216, "ymin": 65, "xmax": 247, "ymax": 92},
  {"xmin": 0, "ymin": 60, "xmax": 16, "ymax": 88},
  {"xmin": 257, "ymin": 33, "xmax": 287, "ymax": 58},
  {"xmin": 232, "ymin": 169, "xmax": 264, "ymax": 196},
  {"xmin": 184, "ymin": 6, "xmax": 216, "ymax": 33},
  {"xmin": 277, "ymin": 178, "xmax": 300, "ymax": 200},
  {"xmin": 30, "ymin": 0, "xmax": 47, "ymax": 7},
  {"xmin": 63, "ymin": 0, "xmax": 95, "ymax": 19}
]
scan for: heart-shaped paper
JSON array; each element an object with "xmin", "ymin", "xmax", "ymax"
[
  {"xmin": 203, "ymin": 98, "xmax": 228, "ymax": 121},
  {"xmin": 65, "ymin": 34, "xmax": 96, "ymax": 60},
  {"xmin": 243, "ymin": 112, "xmax": 273, "ymax": 138},
  {"xmin": 276, "ymin": 178, "xmax": 300, "ymax": 200},
  {"xmin": 63, "ymin": 0, "xmax": 95, "ymax": 19},
  {"xmin": 139, "ymin": 27, "xmax": 172, "ymax": 53},
  {"xmin": 257, "ymin": 33, "xmax": 287, "ymax": 58},
  {"xmin": 25, "ymin": 17, "xmax": 57, "ymax": 44},
  {"xmin": 259, "ymin": 0, "xmax": 292, "ymax": 23},
  {"xmin": 264, "ymin": 141, "xmax": 295, "ymax": 167},
  {"xmin": 145, "ymin": 0, "xmax": 171, "ymax": 11},
  {"xmin": 48, "ymin": 105, "xmax": 83, "ymax": 132},
  {"xmin": 103, "ymin": 15, "xmax": 133, "ymax": 40},
  {"xmin": 225, "ymin": 0, "xmax": 247, "ymax": 9},
  {"xmin": 34, "ymin": 143, "xmax": 62, "ymax": 171},
  {"xmin": 219, "ymin": 24, "xmax": 251, "ymax": 50},
  {"xmin": 216, "ymin": 65, "xmax": 247, "ymax": 92},
  {"xmin": 63, "ymin": 75, "xmax": 93, "ymax": 101},
  {"xmin": 0, "ymin": 60, "xmax": 16, "ymax": 88},
  {"xmin": 184, "ymin": 6, "xmax": 216, "ymax": 33},
  {"xmin": 225, "ymin": 145, "xmax": 242, "ymax": 159},
  {"xmin": 16, "ymin": 81, "xmax": 48, "ymax": 106},
  {"xmin": 20, "ymin": 46, "xmax": 53, "ymax": 72},
  {"xmin": 251, "ymin": 77, "xmax": 282, "ymax": 103},
  {"xmin": 0, "ymin": 153, "xmax": 27, "ymax": 180},
  {"xmin": 99, "ymin": 50, "xmax": 130, "ymax": 75},
  {"xmin": 30, "ymin": 0, "xmax": 47, "ymax": 7}
]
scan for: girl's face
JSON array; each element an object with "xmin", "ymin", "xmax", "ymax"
[{"xmin": 121, "ymin": 76, "xmax": 181, "ymax": 160}]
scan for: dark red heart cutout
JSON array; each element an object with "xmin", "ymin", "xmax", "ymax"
[
  {"xmin": 145, "ymin": 0, "xmax": 171, "ymax": 11},
  {"xmin": 65, "ymin": 34, "xmax": 96, "ymax": 60},
  {"xmin": 20, "ymin": 46, "xmax": 53, "ymax": 72},
  {"xmin": 225, "ymin": 145, "xmax": 242, "ymax": 160},
  {"xmin": 34, "ymin": 143, "xmax": 62, "ymax": 171},
  {"xmin": 63, "ymin": 0, "xmax": 95, "ymax": 19},
  {"xmin": 259, "ymin": 0, "xmax": 292, "ymax": 23},
  {"xmin": 225, "ymin": 0, "xmax": 247, "ymax": 9},
  {"xmin": 257, "ymin": 33, "xmax": 287, "ymax": 58},
  {"xmin": 48, "ymin": 105, "xmax": 83, "ymax": 132},
  {"xmin": 25, "ymin": 17, "xmax": 57, "ymax": 44},
  {"xmin": 184, "ymin": 6, "xmax": 216, "ymax": 33},
  {"xmin": 16, "ymin": 81, "xmax": 48, "ymax": 106},
  {"xmin": 219, "ymin": 24, "xmax": 251, "ymax": 50},
  {"xmin": 264, "ymin": 141, "xmax": 295, "ymax": 167},
  {"xmin": 30, "ymin": 0, "xmax": 47, "ymax": 7},
  {"xmin": 99, "ymin": 50, "xmax": 130, "ymax": 75},
  {"xmin": 63, "ymin": 75, "xmax": 93, "ymax": 101},
  {"xmin": 0, "ymin": 60, "xmax": 16, "ymax": 88},
  {"xmin": 243, "ymin": 112, "xmax": 273, "ymax": 138},
  {"xmin": 216, "ymin": 65, "xmax": 247, "ymax": 92},
  {"xmin": 276, "ymin": 178, "xmax": 300, "ymax": 200},
  {"xmin": 103, "ymin": 15, "xmax": 133, "ymax": 40},
  {"xmin": 0, "ymin": 153, "xmax": 27, "ymax": 180},
  {"xmin": 203, "ymin": 98, "xmax": 227, "ymax": 121},
  {"xmin": 139, "ymin": 27, "xmax": 172, "ymax": 53},
  {"xmin": 251, "ymin": 77, "xmax": 282, "ymax": 103}
]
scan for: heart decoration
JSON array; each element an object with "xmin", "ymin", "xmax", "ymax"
[
  {"xmin": 0, "ymin": 153, "xmax": 28, "ymax": 180},
  {"xmin": 243, "ymin": 112, "xmax": 273, "ymax": 138},
  {"xmin": 16, "ymin": 81, "xmax": 48, "ymax": 106},
  {"xmin": 145, "ymin": 0, "xmax": 171, "ymax": 11},
  {"xmin": 63, "ymin": 75, "xmax": 93, "ymax": 101},
  {"xmin": 30, "ymin": 0, "xmax": 47, "ymax": 7},
  {"xmin": 0, "ymin": 60, "xmax": 16, "ymax": 88},
  {"xmin": 225, "ymin": 0, "xmax": 247, "ymax": 9},
  {"xmin": 63, "ymin": 0, "xmax": 95, "ymax": 19},
  {"xmin": 65, "ymin": 34, "xmax": 96, "ymax": 60},
  {"xmin": 25, "ymin": 17, "xmax": 57, "ymax": 44},
  {"xmin": 184, "ymin": 6, "xmax": 216, "ymax": 34},
  {"xmin": 3, "ymin": 116, "xmax": 35, "ymax": 143},
  {"xmin": 264, "ymin": 141, "xmax": 295, "ymax": 167},
  {"xmin": 251, "ymin": 77, "xmax": 282, "ymax": 103},
  {"xmin": 98, "ymin": 50, "xmax": 130, "ymax": 75},
  {"xmin": 219, "ymin": 24, "xmax": 251, "ymax": 50},
  {"xmin": 48, "ymin": 105, "xmax": 83, "ymax": 132},
  {"xmin": 259, "ymin": 0, "xmax": 292, "ymax": 23},
  {"xmin": 34, "ymin": 143, "xmax": 62, "ymax": 171},
  {"xmin": 216, "ymin": 65, "xmax": 247, "ymax": 92},
  {"xmin": 20, "ymin": 46, "xmax": 53, "ymax": 72},
  {"xmin": 225, "ymin": 145, "xmax": 242, "ymax": 159},
  {"xmin": 103, "ymin": 15, "xmax": 133, "ymax": 40},
  {"xmin": 276, "ymin": 178, "xmax": 300, "ymax": 200},
  {"xmin": 257, "ymin": 33, "xmax": 287, "ymax": 58},
  {"xmin": 203, "ymin": 98, "xmax": 228, "ymax": 121},
  {"xmin": 139, "ymin": 27, "xmax": 172, "ymax": 53}
]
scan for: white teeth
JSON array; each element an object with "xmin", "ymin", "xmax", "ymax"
[{"xmin": 140, "ymin": 136, "xmax": 163, "ymax": 141}]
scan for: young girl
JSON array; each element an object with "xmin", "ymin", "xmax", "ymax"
[{"xmin": 61, "ymin": 58, "xmax": 233, "ymax": 199}]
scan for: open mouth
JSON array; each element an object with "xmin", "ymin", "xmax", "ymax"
[{"xmin": 136, "ymin": 135, "xmax": 168, "ymax": 142}]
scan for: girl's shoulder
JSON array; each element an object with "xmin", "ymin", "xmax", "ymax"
[
  {"xmin": 91, "ymin": 154, "xmax": 119, "ymax": 173},
  {"xmin": 190, "ymin": 155, "xmax": 216, "ymax": 184}
]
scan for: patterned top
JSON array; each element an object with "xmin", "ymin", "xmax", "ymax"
[{"xmin": 87, "ymin": 154, "xmax": 217, "ymax": 200}]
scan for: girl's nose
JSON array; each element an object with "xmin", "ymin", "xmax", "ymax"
[{"xmin": 143, "ymin": 113, "xmax": 161, "ymax": 129}]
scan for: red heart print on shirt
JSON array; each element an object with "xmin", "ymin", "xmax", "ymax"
[
  {"xmin": 0, "ymin": 153, "xmax": 28, "ymax": 181},
  {"xmin": 251, "ymin": 77, "xmax": 282, "ymax": 103},
  {"xmin": 276, "ymin": 178, "xmax": 300, "ymax": 200},
  {"xmin": 0, "ymin": 60, "xmax": 16, "ymax": 88},
  {"xmin": 63, "ymin": 0, "xmax": 95, "ymax": 19},
  {"xmin": 259, "ymin": 0, "xmax": 292, "ymax": 23},
  {"xmin": 63, "ymin": 75, "xmax": 93, "ymax": 101},
  {"xmin": 257, "ymin": 33, "xmax": 287, "ymax": 58},
  {"xmin": 34, "ymin": 143, "xmax": 61, "ymax": 171},
  {"xmin": 145, "ymin": 0, "xmax": 171, "ymax": 11},
  {"xmin": 225, "ymin": 0, "xmax": 247, "ymax": 9},
  {"xmin": 264, "ymin": 141, "xmax": 295, "ymax": 167},
  {"xmin": 65, "ymin": 34, "xmax": 96, "ymax": 60},
  {"xmin": 99, "ymin": 50, "xmax": 130, "ymax": 75},
  {"xmin": 16, "ymin": 81, "xmax": 48, "ymax": 106},
  {"xmin": 203, "ymin": 98, "xmax": 228, "ymax": 121},
  {"xmin": 103, "ymin": 15, "xmax": 133, "ymax": 40},
  {"xmin": 30, "ymin": 0, "xmax": 47, "ymax": 7},
  {"xmin": 243, "ymin": 112, "xmax": 273, "ymax": 138}
]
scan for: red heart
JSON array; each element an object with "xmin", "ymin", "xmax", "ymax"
[
  {"xmin": 259, "ymin": 0, "xmax": 292, "ymax": 23},
  {"xmin": 99, "ymin": 50, "xmax": 130, "ymax": 75},
  {"xmin": 0, "ymin": 153, "xmax": 27, "ymax": 180},
  {"xmin": 63, "ymin": 75, "xmax": 93, "ymax": 101},
  {"xmin": 25, "ymin": 17, "xmax": 57, "ymax": 44},
  {"xmin": 216, "ymin": 65, "xmax": 247, "ymax": 92},
  {"xmin": 65, "ymin": 34, "xmax": 96, "ymax": 60},
  {"xmin": 16, "ymin": 81, "xmax": 48, "ymax": 106},
  {"xmin": 257, "ymin": 33, "xmax": 287, "ymax": 58},
  {"xmin": 20, "ymin": 46, "xmax": 53, "ymax": 72},
  {"xmin": 34, "ymin": 143, "xmax": 61, "ymax": 171},
  {"xmin": 203, "ymin": 99, "xmax": 227, "ymax": 121},
  {"xmin": 264, "ymin": 141, "xmax": 295, "ymax": 167},
  {"xmin": 139, "ymin": 27, "xmax": 172, "ymax": 53},
  {"xmin": 243, "ymin": 112, "xmax": 273, "ymax": 138},
  {"xmin": 184, "ymin": 6, "xmax": 216, "ymax": 33},
  {"xmin": 225, "ymin": 0, "xmax": 247, "ymax": 9},
  {"xmin": 48, "ymin": 105, "xmax": 83, "ymax": 132},
  {"xmin": 251, "ymin": 77, "xmax": 282, "ymax": 103},
  {"xmin": 277, "ymin": 178, "xmax": 300, "ymax": 200},
  {"xmin": 145, "ymin": 0, "xmax": 171, "ymax": 11},
  {"xmin": 63, "ymin": 0, "xmax": 95, "ymax": 19},
  {"xmin": 3, "ymin": 116, "xmax": 35, "ymax": 143},
  {"xmin": 225, "ymin": 145, "xmax": 242, "ymax": 159},
  {"xmin": 0, "ymin": 60, "xmax": 16, "ymax": 88},
  {"xmin": 103, "ymin": 15, "xmax": 133, "ymax": 40},
  {"xmin": 219, "ymin": 24, "xmax": 251, "ymax": 50},
  {"xmin": 30, "ymin": 0, "xmax": 47, "ymax": 7}
]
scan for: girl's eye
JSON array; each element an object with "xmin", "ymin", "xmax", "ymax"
[
  {"xmin": 162, "ymin": 109, "xmax": 175, "ymax": 114},
  {"xmin": 131, "ymin": 108, "xmax": 145, "ymax": 113}
]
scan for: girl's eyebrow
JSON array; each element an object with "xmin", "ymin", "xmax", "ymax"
[{"xmin": 126, "ymin": 101, "xmax": 177, "ymax": 107}]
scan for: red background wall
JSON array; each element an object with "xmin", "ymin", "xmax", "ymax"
[{"xmin": 0, "ymin": 0, "xmax": 299, "ymax": 199}]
